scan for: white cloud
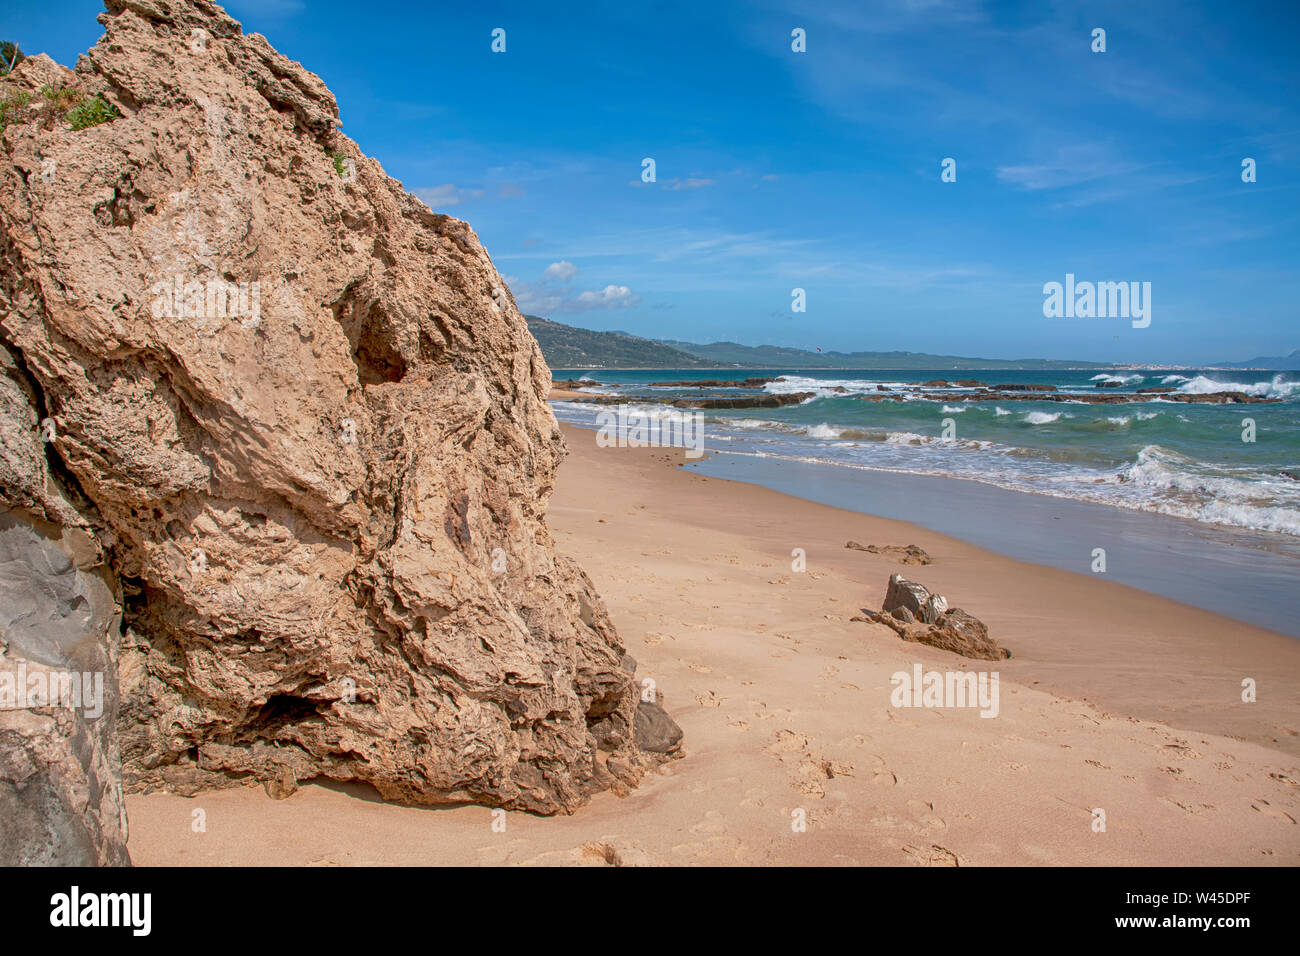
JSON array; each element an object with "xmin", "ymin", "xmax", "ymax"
[
  {"xmin": 412, "ymin": 184, "xmax": 485, "ymax": 208},
  {"xmin": 511, "ymin": 280, "xmax": 638, "ymax": 315},
  {"xmin": 574, "ymin": 285, "xmax": 637, "ymax": 309},
  {"xmin": 543, "ymin": 260, "xmax": 579, "ymax": 282},
  {"xmin": 996, "ymin": 145, "xmax": 1140, "ymax": 191},
  {"xmin": 666, "ymin": 177, "xmax": 716, "ymax": 190}
]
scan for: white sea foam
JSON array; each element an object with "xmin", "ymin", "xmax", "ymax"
[
  {"xmin": 1175, "ymin": 373, "xmax": 1298, "ymax": 399},
  {"xmin": 805, "ymin": 423, "xmax": 844, "ymax": 439},
  {"xmin": 885, "ymin": 431, "xmax": 929, "ymax": 445},
  {"xmin": 1120, "ymin": 446, "xmax": 1300, "ymax": 535},
  {"xmin": 1091, "ymin": 373, "xmax": 1144, "ymax": 385},
  {"xmin": 1024, "ymin": 411, "xmax": 1061, "ymax": 424},
  {"xmin": 763, "ymin": 375, "xmax": 888, "ymax": 397}
]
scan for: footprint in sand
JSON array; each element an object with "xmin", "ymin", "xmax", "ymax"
[
  {"xmin": 1251, "ymin": 800, "xmax": 1297, "ymax": 824},
  {"xmin": 695, "ymin": 691, "xmax": 724, "ymax": 708},
  {"xmin": 765, "ymin": 730, "xmax": 810, "ymax": 755},
  {"xmin": 728, "ymin": 719, "xmax": 751, "ymax": 731},
  {"xmin": 901, "ymin": 843, "xmax": 961, "ymax": 867},
  {"xmin": 689, "ymin": 663, "xmax": 713, "ymax": 674},
  {"xmin": 906, "ymin": 799, "xmax": 947, "ymax": 834},
  {"xmin": 527, "ymin": 839, "xmax": 657, "ymax": 867},
  {"xmin": 795, "ymin": 757, "xmax": 854, "ymax": 799},
  {"xmin": 861, "ymin": 753, "xmax": 898, "ymax": 786},
  {"xmin": 689, "ymin": 810, "xmax": 729, "ymax": 835},
  {"xmin": 670, "ymin": 834, "xmax": 753, "ymax": 863}
]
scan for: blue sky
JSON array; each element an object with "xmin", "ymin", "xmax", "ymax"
[{"xmin": 9, "ymin": 0, "xmax": 1299, "ymax": 363}]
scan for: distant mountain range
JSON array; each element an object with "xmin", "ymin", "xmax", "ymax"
[
  {"xmin": 526, "ymin": 316, "xmax": 1110, "ymax": 370},
  {"xmin": 1217, "ymin": 349, "xmax": 1300, "ymax": 370},
  {"xmin": 656, "ymin": 339, "xmax": 1103, "ymax": 370},
  {"xmin": 524, "ymin": 316, "xmax": 713, "ymax": 367},
  {"xmin": 527, "ymin": 316, "xmax": 1298, "ymax": 372}
]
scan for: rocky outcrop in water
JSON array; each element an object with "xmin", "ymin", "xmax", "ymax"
[{"xmin": 0, "ymin": 0, "xmax": 676, "ymax": 840}]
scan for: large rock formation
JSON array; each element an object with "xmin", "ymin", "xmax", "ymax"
[{"xmin": 0, "ymin": 0, "xmax": 675, "ymax": 847}]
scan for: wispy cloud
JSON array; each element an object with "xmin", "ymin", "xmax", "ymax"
[
  {"xmin": 412, "ymin": 184, "xmax": 485, "ymax": 208},
  {"xmin": 997, "ymin": 145, "xmax": 1140, "ymax": 191}
]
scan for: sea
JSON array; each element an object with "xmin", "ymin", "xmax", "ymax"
[
  {"xmin": 550, "ymin": 368, "xmax": 1300, "ymax": 634},
  {"xmin": 551, "ymin": 368, "xmax": 1300, "ymax": 540}
]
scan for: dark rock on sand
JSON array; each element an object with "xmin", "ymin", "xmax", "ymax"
[
  {"xmin": 871, "ymin": 574, "xmax": 1008, "ymax": 660},
  {"xmin": 845, "ymin": 541, "xmax": 932, "ymax": 565},
  {"xmin": 883, "ymin": 573, "xmax": 933, "ymax": 618},
  {"xmin": 634, "ymin": 700, "xmax": 684, "ymax": 754}
]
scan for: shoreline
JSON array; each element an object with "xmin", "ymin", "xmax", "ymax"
[
  {"xmin": 549, "ymin": 423, "xmax": 1300, "ymax": 757},
  {"xmin": 124, "ymin": 418, "xmax": 1300, "ymax": 865},
  {"xmin": 683, "ymin": 448, "xmax": 1300, "ymax": 636}
]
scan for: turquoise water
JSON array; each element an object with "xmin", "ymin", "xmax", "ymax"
[{"xmin": 551, "ymin": 368, "xmax": 1300, "ymax": 540}]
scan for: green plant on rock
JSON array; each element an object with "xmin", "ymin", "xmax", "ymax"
[
  {"xmin": 41, "ymin": 84, "xmax": 82, "ymax": 111},
  {"xmin": 326, "ymin": 148, "xmax": 348, "ymax": 178},
  {"xmin": 64, "ymin": 93, "xmax": 119, "ymax": 130},
  {"xmin": 0, "ymin": 88, "xmax": 33, "ymax": 132}
]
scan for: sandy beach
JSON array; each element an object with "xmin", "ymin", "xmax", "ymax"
[{"xmin": 123, "ymin": 416, "xmax": 1300, "ymax": 866}]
